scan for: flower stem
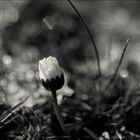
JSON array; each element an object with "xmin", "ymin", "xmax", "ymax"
[{"xmin": 51, "ymin": 90, "xmax": 67, "ymax": 135}]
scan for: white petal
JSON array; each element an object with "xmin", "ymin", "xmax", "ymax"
[
  {"xmin": 46, "ymin": 56, "xmax": 62, "ymax": 79},
  {"xmin": 38, "ymin": 56, "xmax": 63, "ymax": 81},
  {"xmin": 39, "ymin": 59, "xmax": 48, "ymax": 80}
]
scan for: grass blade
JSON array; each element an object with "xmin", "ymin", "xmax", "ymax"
[
  {"xmin": 0, "ymin": 96, "xmax": 28, "ymax": 124},
  {"xmin": 67, "ymin": 0, "xmax": 102, "ymax": 76},
  {"xmin": 106, "ymin": 39, "xmax": 130, "ymax": 90}
]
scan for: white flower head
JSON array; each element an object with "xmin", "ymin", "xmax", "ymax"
[{"xmin": 39, "ymin": 56, "xmax": 64, "ymax": 91}]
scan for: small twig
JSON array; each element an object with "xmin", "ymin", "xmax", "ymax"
[
  {"xmin": 67, "ymin": 0, "xmax": 102, "ymax": 76},
  {"xmin": 46, "ymin": 135, "xmax": 71, "ymax": 139},
  {"xmin": 83, "ymin": 127, "xmax": 99, "ymax": 140},
  {"xmin": 105, "ymin": 39, "xmax": 130, "ymax": 90},
  {"xmin": 4, "ymin": 114, "xmax": 19, "ymax": 125},
  {"xmin": 100, "ymin": 97, "xmax": 126, "ymax": 116}
]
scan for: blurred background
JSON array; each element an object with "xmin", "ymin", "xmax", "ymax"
[{"xmin": 0, "ymin": 0, "xmax": 140, "ymax": 106}]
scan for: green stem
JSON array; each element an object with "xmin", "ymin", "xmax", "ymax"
[{"xmin": 51, "ymin": 91, "xmax": 67, "ymax": 135}]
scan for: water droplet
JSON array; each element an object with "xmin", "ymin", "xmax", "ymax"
[
  {"xmin": 26, "ymin": 70, "xmax": 34, "ymax": 80},
  {"xmin": 3, "ymin": 54, "xmax": 12, "ymax": 65},
  {"xmin": 120, "ymin": 69, "xmax": 128, "ymax": 78}
]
